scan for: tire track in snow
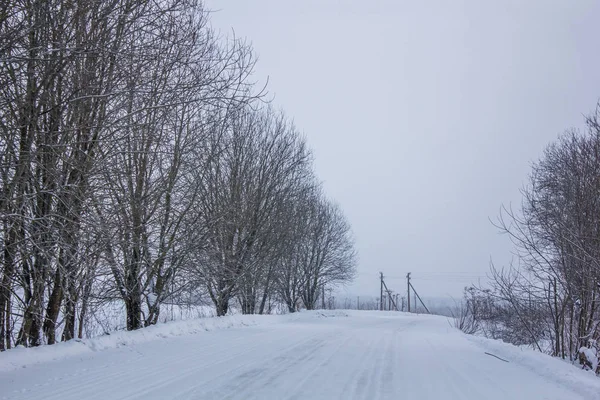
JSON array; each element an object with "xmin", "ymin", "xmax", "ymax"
[{"xmin": 167, "ymin": 328, "xmax": 336, "ymax": 400}]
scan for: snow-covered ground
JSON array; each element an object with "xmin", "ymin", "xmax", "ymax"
[{"xmin": 1, "ymin": 311, "xmax": 599, "ymax": 400}]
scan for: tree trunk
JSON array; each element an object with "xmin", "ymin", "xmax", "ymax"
[
  {"xmin": 125, "ymin": 246, "xmax": 142, "ymax": 330},
  {"xmin": 78, "ymin": 270, "xmax": 94, "ymax": 339},
  {"xmin": 569, "ymin": 303, "xmax": 575, "ymax": 360},
  {"xmin": 17, "ymin": 255, "xmax": 46, "ymax": 347},
  {"xmin": 126, "ymin": 294, "xmax": 142, "ymax": 331},
  {"xmin": 61, "ymin": 278, "xmax": 78, "ymax": 341},
  {"xmin": 216, "ymin": 295, "xmax": 229, "ymax": 317},
  {"xmin": 145, "ymin": 272, "xmax": 170, "ymax": 326},
  {"xmin": 241, "ymin": 291, "xmax": 255, "ymax": 315},
  {"xmin": 258, "ymin": 271, "xmax": 273, "ymax": 315},
  {"xmin": 43, "ymin": 268, "xmax": 63, "ymax": 344},
  {"xmin": 4, "ymin": 292, "xmax": 11, "ymax": 350},
  {"xmin": 0, "ymin": 225, "xmax": 17, "ymax": 351}
]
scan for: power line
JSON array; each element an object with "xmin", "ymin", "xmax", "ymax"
[{"xmin": 412, "ymin": 277, "xmax": 485, "ymax": 282}]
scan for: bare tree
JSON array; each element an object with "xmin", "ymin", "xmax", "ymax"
[
  {"xmin": 187, "ymin": 104, "xmax": 312, "ymax": 316},
  {"xmin": 472, "ymin": 106, "xmax": 600, "ymax": 368},
  {"xmin": 298, "ymin": 194, "xmax": 357, "ymax": 310}
]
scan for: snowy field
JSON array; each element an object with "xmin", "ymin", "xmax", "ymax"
[{"xmin": 2, "ymin": 311, "xmax": 600, "ymax": 400}]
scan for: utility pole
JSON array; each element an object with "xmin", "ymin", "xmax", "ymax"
[
  {"xmin": 407, "ymin": 272, "xmax": 411, "ymax": 313},
  {"xmin": 380, "ymin": 272, "xmax": 384, "ymax": 311}
]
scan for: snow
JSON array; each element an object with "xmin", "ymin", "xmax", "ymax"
[
  {"xmin": 0, "ymin": 313, "xmax": 284, "ymax": 373},
  {"xmin": 1, "ymin": 311, "xmax": 599, "ymax": 400},
  {"xmin": 580, "ymin": 345, "xmax": 599, "ymax": 371}
]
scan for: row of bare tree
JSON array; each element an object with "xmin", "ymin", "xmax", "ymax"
[
  {"xmin": 0, "ymin": 0, "xmax": 356, "ymax": 350},
  {"xmin": 461, "ymin": 106, "xmax": 600, "ymax": 370}
]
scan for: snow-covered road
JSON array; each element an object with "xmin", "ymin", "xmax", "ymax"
[{"xmin": 1, "ymin": 311, "xmax": 598, "ymax": 399}]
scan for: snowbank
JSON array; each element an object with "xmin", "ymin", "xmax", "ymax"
[
  {"xmin": 467, "ymin": 333, "xmax": 600, "ymax": 399},
  {"xmin": 0, "ymin": 314, "xmax": 279, "ymax": 373},
  {"xmin": 0, "ymin": 310, "xmax": 349, "ymax": 373}
]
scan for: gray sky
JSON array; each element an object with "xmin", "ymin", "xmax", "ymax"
[{"xmin": 205, "ymin": 0, "xmax": 600, "ymax": 299}]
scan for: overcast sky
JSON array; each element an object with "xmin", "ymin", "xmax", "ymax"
[{"xmin": 205, "ymin": 0, "xmax": 600, "ymax": 299}]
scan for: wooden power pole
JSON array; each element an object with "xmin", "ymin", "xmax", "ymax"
[
  {"xmin": 407, "ymin": 272, "xmax": 411, "ymax": 313},
  {"xmin": 380, "ymin": 272, "xmax": 384, "ymax": 311}
]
